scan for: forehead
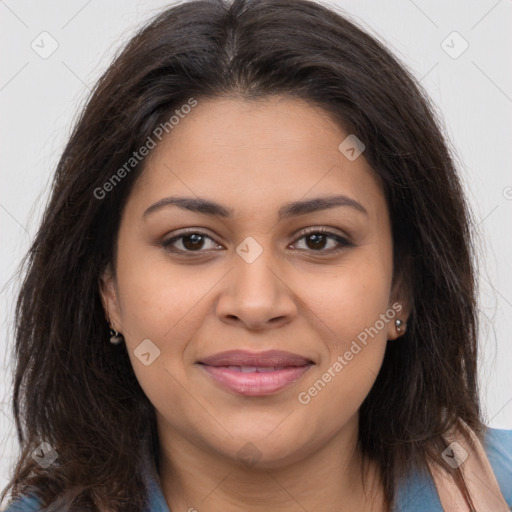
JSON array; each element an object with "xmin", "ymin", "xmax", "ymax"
[{"xmin": 128, "ymin": 95, "xmax": 386, "ymax": 220}]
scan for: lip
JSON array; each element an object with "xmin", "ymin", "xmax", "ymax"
[
  {"xmin": 198, "ymin": 349, "xmax": 314, "ymax": 367},
  {"xmin": 197, "ymin": 350, "xmax": 315, "ymax": 396}
]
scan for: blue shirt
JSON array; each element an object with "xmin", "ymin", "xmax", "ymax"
[{"xmin": 4, "ymin": 428, "xmax": 512, "ymax": 511}]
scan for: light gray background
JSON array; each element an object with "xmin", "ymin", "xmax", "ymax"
[{"xmin": 1, "ymin": 0, "xmax": 511, "ymax": 504}]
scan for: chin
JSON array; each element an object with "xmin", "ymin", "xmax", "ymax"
[{"xmin": 208, "ymin": 430, "xmax": 316, "ymax": 470}]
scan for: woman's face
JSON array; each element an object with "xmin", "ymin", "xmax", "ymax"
[{"xmin": 100, "ymin": 96, "xmax": 407, "ymax": 468}]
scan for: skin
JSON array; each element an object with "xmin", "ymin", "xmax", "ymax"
[{"xmin": 100, "ymin": 96, "xmax": 409, "ymax": 512}]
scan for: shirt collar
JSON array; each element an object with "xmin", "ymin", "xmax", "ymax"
[{"xmin": 142, "ymin": 458, "xmax": 171, "ymax": 512}]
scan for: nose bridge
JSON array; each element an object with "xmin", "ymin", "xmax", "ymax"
[
  {"xmin": 233, "ymin": 234, "xmax": 282, "ymax": 302},
  {"xmin": 216, "ymin": 235, "xmax": 296, "ymax": 328}
]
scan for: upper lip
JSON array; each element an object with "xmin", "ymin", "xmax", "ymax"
[{"xmin": 198, "ymin": 350, "xmax": 314, "ymax": 367}]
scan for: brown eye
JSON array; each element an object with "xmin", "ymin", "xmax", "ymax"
[
  {"xmin": 161, "ymin": 231, "xmax": 223, "ymax": 253},
  {"xmin": 181, "ymin": 233, "xmax": 207, "ymax": 251},
  {"xmin": 304, "ymin": 233, "xmax": 329, "ymax": 250},
  {"xmin": 291, "ymin": 228, "xmax": 353, "ymax": 254}
]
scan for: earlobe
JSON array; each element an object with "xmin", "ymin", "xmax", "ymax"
[
  {"xmin": 387, "ymin": 306, "xmax": 408, "ymax": 341},
  {"xmin": 395, "ymin": 318, "xmax": 406, "ymax": 333},
  {"xmin": 393, "ymin": 318, "xmax": 407, "ymax": 339},
  {"xmin": 388, "ymin": 269, "xmax": 412, "ymax": 340}
]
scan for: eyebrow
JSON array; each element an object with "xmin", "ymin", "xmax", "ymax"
[{"xmin": 142, "ymin": 194, "xmax": 368, "ymax": 221}]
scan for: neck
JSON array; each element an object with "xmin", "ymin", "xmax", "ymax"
[{"xmin": 157, "ymin": 414, "xmax": 388, "ymax": 512}]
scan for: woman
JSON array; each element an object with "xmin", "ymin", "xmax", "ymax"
[{"xmin": 2, "ymin": 0, "xmax": 511, "ymax": 510}]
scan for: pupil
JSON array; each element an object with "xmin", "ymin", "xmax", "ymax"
[
  {"xmin": 307, "ymin": 233, "xmax": 326, "ymax": 250},
  {"xmin": 183, "ymin": 234, "xmax": 204, "ymax": 250}
]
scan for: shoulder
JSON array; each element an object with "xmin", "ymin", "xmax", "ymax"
[
  {"xmin": 2, "ymin": 468, "xmax": 165, "ymax": 512},
  {"xmin": 393, "ymin": 425, "xmax": 512, "ymax": 511},
  {"xmin": 2, "ymin": 494, "xmax": 42, "ymax": 512},
  {"xmin": 482, "ymin": 426, "xmax": 512, "ymax": 505}
]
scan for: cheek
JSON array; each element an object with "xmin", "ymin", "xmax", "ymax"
[
  {"xmin": 114, "ymin": 248, "xmax": 220, "ymax": 405},
  {"xmin": 297, "ymin": 263, "xmax": 392, "ymax": 423},
  {"xmin": 114, "ymin": 254, "xmax": 213, "ymax": 424},
  {"xmin": 293, "ymin": 245, "xmax": 392, "ymax": 413},
  {"xmin": 304, "ymin": 246, "xmax": 393, "ymax": 350},
  {"xmin": 115, "ymin": 241, "xmax": 214, "ymax": 340}
]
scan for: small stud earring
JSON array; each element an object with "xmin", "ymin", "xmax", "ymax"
[
  {"xmin": 395, "ymin": 318, "xmax": 407, "ymax": 333},
  {"xmin": 109, "ymin": 321, "xmax": 124, "ymax": 345}
]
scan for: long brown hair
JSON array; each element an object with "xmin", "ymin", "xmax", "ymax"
[{"xmin": 2, "ymin": 0, "xmax": 482, "ymax": 509}]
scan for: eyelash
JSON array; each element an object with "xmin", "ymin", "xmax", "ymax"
[{"xmin": 161, "ymin": 226, "xmax": 354, "ymax": 256}]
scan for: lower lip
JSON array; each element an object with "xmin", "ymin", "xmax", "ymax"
[{"xmin": 199, "ymin": 364, "xmax": 313, "ymax": 396}]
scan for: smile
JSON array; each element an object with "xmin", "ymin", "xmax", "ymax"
[
  {"xmin": 197, "ymin": 349, "xmax": 315, "ymax": 396},
  {"xmin": 198, "ymin": 364, "xmax": 313, "ymax": 395}
]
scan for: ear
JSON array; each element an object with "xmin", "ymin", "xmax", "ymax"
[
  {"xmin": 387, "ymin": 270, "xmax": 412, "ymax": 341},
  {"xmin": 98, "ymin": 264, "xmax": 123, "ymax": 331}
]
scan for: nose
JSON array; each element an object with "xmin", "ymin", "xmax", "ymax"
[{"xmin": 215, "ymin": 243, "xmax": 297, "ymax": 331}]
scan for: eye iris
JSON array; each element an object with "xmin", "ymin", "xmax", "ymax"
[
  {"xmin": 306, "ymin": 233, "xmax": 327, "ymax": 250},
  {"xmin": 182, "ymin": 233, "xmax": 205, "ymax": 250}
]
